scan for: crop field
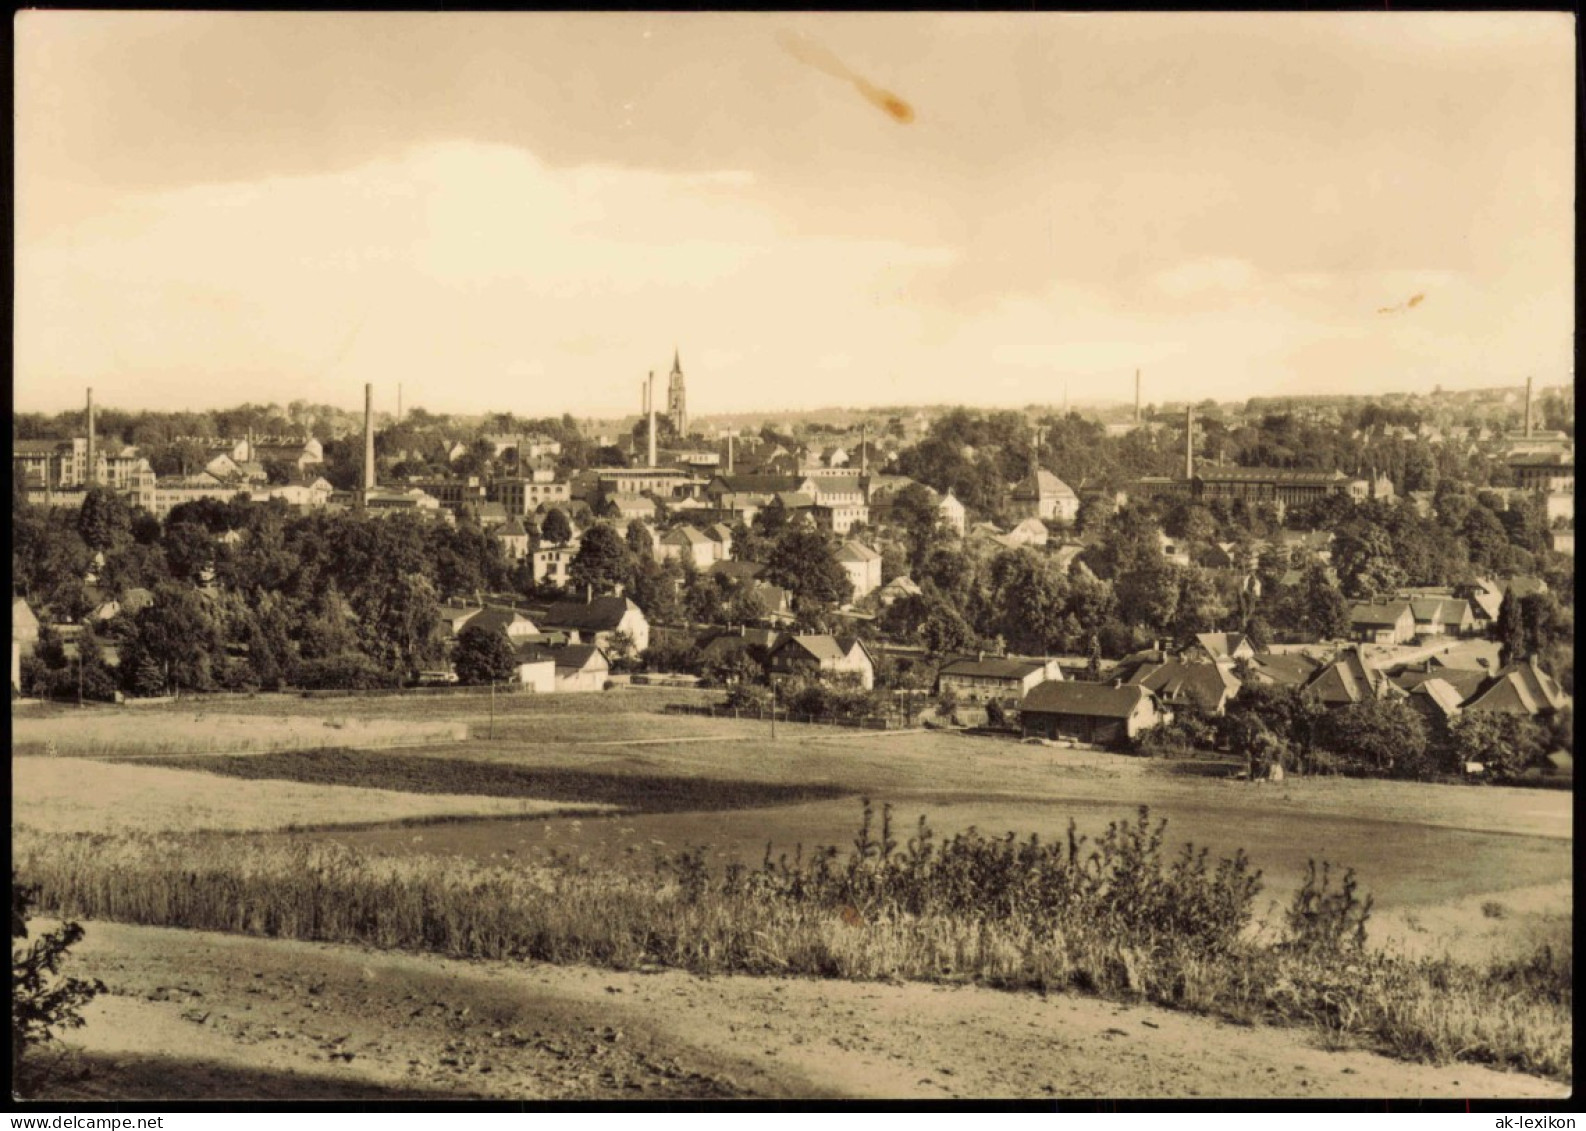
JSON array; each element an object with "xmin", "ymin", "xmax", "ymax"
[
  {"xmin": 12, "ymin": 757, "xmax": 611, "ymax": 834},
  {"xmin": 12, "ymin": 710, "xmax": 468, "ymax": 758}
]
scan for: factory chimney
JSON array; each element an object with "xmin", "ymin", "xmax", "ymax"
[
  {"xmin": 1134, "ymin": 370, "xmax": 1142, "ymax": 425},
  {"xmin": 85, "ymin": 387, "xmax": 96, "ymax": 487},
  {"xmin": 1524, "ymin": 376, "xmax": 1534, "ymax": 439},
  {"xmin": 860, "ymin": 423, "xmax": 868, "ymax": 476},
  {"xmin": 647, "ymin": 370, "xmax": 657, "ymax": 468},
  {"xmin": 363, "ymin": 383, "xmax": 376, "ymax": 494},
  {"xmin": 1184, "ymin": 405, "xmax": 1194, "ymax": 481},
  {"xmin": 727, "ymin": 433, "xmax": 735, "ymax": 474}
]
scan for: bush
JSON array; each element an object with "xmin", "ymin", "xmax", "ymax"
[
  {"xmin": 12, "ymin": 871, "xmax": 104, "ymax": 1096},
  {"xmin": 1284, "ymin": 860, "xmax": 1373, "ymax": 956}
]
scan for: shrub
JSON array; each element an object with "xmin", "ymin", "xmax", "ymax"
[
  {"xmin": 12, "ymin": 871, "xmax": 104, "ymax": 1096},
  {"xmin": 1284, "ymin": 859, "xmax": 1373, "ymax": 956}
]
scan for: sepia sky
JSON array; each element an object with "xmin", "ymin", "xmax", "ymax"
[{"xmin": 14, "ymin": 11, "xmax": 1575, "ymax": 419}]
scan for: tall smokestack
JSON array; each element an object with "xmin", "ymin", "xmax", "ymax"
[
  {"xmin": 1524, "ymin": 376, "xmax": 1534, "ymax": 438},
  {"xmin": 1184, "ymin": 405, "xmax": 1194, "ymax": 481},
  {"xmin": 727, "ymin": 433, "xmax": 735, "ymax": 474},
  {"xmin": 363, "ymin": 383, "xmax": 376, "ymax": 493},
  {"xmin": 647, "ymin": 371, "xmax": 657, "ymax": 468},
  {"xmin": 1135, "ymin": 370, "xmax": 1142, "ymax": 425},
  {"xmin": 860, "ymin": 423, "xmax": 867, "ymax": 476},
  {"xmin": 85, "ymin": 387, "xmax": 96, "ymax": 488}
]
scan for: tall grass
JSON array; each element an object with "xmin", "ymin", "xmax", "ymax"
[{"xmin": 12, "ymin": 804, "xmax": 1570, "ymax": 1082}]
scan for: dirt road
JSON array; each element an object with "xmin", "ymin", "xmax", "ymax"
[{"xmin": 34, "ymin": 920, "xmax": 1567, "ymax": 1101}]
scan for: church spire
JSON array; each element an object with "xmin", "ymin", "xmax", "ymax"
[{"xmin": 671, "ymin": 347, "xmax": 682, "ymax": 375}]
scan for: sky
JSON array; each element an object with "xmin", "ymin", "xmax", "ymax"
[{"xmin": 14, "ymin": 11, "xmax": 1575, "ymax": 419}]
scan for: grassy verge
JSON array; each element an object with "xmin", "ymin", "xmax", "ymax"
[{"xmin": 13, "ymin": 804, "xmax": 1569, "ymax": 1082}]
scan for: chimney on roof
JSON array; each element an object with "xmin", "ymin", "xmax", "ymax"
[
  {"xmin": 1134, "ymin": 369, "xmax": 1142, "ymax": 425},
  {"xmin": 85, "ymin": 387, "xmax": 96, "ymax": 488},
  {"xmin": 727, "ymin": 433, "xmax": 734, "ymax": 474},
  {"xmin": 1184, "ymin": 406, "xmax": 1194, "ymax": 481},
  {"xmin": 363, "ymin": 383, "xmax": 376, "ymax": 494},
  {"xmin": 1524, "ymin": 376, "xmax": 1534, "ymax": 438}
]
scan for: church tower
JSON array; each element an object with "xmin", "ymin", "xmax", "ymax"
[{"xmin": 667, "ymin": 348, "xmax": 688, "ymax": 438}]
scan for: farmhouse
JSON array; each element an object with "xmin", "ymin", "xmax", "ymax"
[
  {"xmin": 539, "ymin": 596, "xmax": 651, "ymax": 655},
  {"xmin": 510, "ymin": 649, "xmax": 557, "ymax": 693},
  {"xmin": 1304, "ymin": 646, "xmax": 1403, "ymax": 708},
  {"xmin": 1125, "ymin": 660, "xmax": 1241, "ymax": 716},
  {"xmin": 517, "ymin": 644, "xmax": 611, "ymax": 693},
  {"xmin": 767, "ymin": 634, "xmax": 875, "ymax": 690},
  {"xmin": 937, "ymin": 655, "xmax": 1062, "ymax": 704},
  {"xmin": 1461, "ymin": 659, "xmax": 1569, "ymax": 719},
  {"xmin": 658, "ymin": 524, "xmax": 719, "ymax": 567},
  {"xmin": 1349, "ymin": 601, "xmax": 1415, "ymax": 645},
  {"xmin": 1019, "ymin": 681, "xmax": 1163, "ymax": 746}
]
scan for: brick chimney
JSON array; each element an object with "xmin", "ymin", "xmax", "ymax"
[
  {"xmin": 85, "ymin": 387, "xmax": 96, "ymax": 487},
  {"xmin": 1524, "ymin": 376, "xmax": 1534, "ymax": 438},
  {"xmin": 1184, "ymin": 406, "xmax": 1194, "ymax": 481},
  {"xmin": 363, "ymin": 383, "xmax": 376, "ymax": 493}
]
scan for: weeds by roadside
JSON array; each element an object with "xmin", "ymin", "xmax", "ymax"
[{"xmin": 12, "ymin": 802, "xmax": 1570, "ymax": 1083}]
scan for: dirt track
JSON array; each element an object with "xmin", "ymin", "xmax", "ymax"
[{"xmin": 33, "ymin": 920, "xmax": 1568, "ymax": 1101}]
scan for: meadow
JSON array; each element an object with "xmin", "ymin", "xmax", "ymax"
[
  {"xmin": 11, "ymin": 687, "xmax": 1573, "ymax": 1083},
  {"xmin": 12, "ymin": 709, "xmax": 468, "ymax": 758}
]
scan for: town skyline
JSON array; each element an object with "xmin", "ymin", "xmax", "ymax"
[{"xmin": 15, "ymin": 11, "xmax": 1573, "ymax": 419}]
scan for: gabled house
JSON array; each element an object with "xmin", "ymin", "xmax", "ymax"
[
  {"xmin": 436, "ymin": 605, "xmax": 484, "ymax": 639},
  {"xmin": 1125, "ymin": 660, "xmax": 1241, "ymax": 716},
  {"xmin": 1406, "ymin": 678, "xmax": 1464, "ymax": 729},
  {"xmin": 1304, "ymin": 646, "xmax": 1403, "ymax": 708},
  {"xmin": 658, "ymin": 524, "xmax": 719, "ymax": 567},
  {"xmin": 493, "ymin": 518, "xmax": 531, "ymax": 562},
  {"xmin": 937, "ymin": 489, "xmax": 967, "ymax": 536},
  {"xmin": 1019, "ymin": 681, "xmax": 1163, "ymax": 746},
  {"xmin": 704, "ymin": 523, "xmax": 735, "ymax": 559},
  {"xmin": 1461, "ymin": 659, "xmax": 1569, "ymax": 719},
  {"xmin": 1240, "ymin": 651, "xmax": 1323, "ymax": 688},
  {"xmin": 706, "ymin": 559, "xmax": 765, "ymax": 585},
  {"xmin": 1349, "ymin": 601, "xmax": 1416, "ymax": 645},
  {"xmin": 835, "ymin": 540, "xmax": 883, "ymax": 601},
  {"xmin": 1003, "ymin": 517, "xmax": 1049, "ymax": 548},
  {"xmin": 464, "ymin": 606, "xmax": 541, "ymax": 642},
  {"xmin": 539, "ymin": 596, "xmax": 650, "ymax": 655},
  {"xmin": 510, "ymin": 647, "xmax": 557, "ymax": 693},
  {"xmin": 515, "ymin": 643, "xmax": 611, "ymax": 693},
  {"xmin": 1392, "ymin": 661, "xmax": 1490, "ymax": 704},
  {"xmin": 1188, "ymin": 632, "xmax": 1257, "ymax": 666},
  {"xmin": 937, "ymin": 655, "xmax": 1062, "ymax": 703},
  {"xmin": 696, "ymin": 626, "xmax": 781, "ymax": 670},
  {"xmin": 875, "ymin": 575, "xmax": 922, "ymax": 608},
  {"xmin": 766, "ymin": 634, "xmax": 875, "ymax": 690},
  {"xmin": 1011, "ymin": 470, "xmax": 1080, "ymax": 523},
  {"xmin": 12, "ymin": 597, "xmax": 41, "ymax": 653}
]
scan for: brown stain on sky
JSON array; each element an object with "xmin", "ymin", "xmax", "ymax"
[
  {"xmin": 1378, "ymin": 292, "xmax": 1426, "ymax": 314},
  {"xmin": 777, "ymin": 30, "xmax": 915, "ymax": 124}
]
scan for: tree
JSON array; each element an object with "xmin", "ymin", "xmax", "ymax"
[
  {"xmin": 568, "ymin": 523, "xmax": 635, "ymax": 597},
  {"xmin": 1291, "ymin": 561, "xmax": 1350, "ymax": 641},
  {"xmin": 541, "ymin": 508, "xmax": 573, "ymax": 547},
  {"xmin": 625, "ymin": 520, "xmax": 654, "ymax": 559},
  {"xmin": 77, "ymin": 486, "xmax": 132, "ymax": 553},
  {"xmin": 119, "ymin": 584, "xmax": 225, "ymax": 695},
  {"xmin": 1332, "ymin": 519, "xmax": 1405, "ymax": 600},
  {"xmin": 1115, "ymin": 560, "xmax": 1180, "ymax": 630},
  {"xmin": 162, "ymin": 521, "xmax": 216, "ymax": 584},
  {"xmin": 1317, "ymin": 699, "xmax": 1429, "ymax": 778},
  {"xmin": 918, "ymin": 588, "xmax": 978, "ymax": 654},
  {"xmin": 1085, "ymin": 633, "xmax": 1103, "ymax": 681},
  {"xmin": 12, "ymin": 874, "xmax": 105, "ymax": 1097},
  {"xmin": 764, "ymin": 528, "xmax": 852, "ymax": 609},
  {"xmin": 1170, "ymin": 566, "xmax": 1229, "ymax": 643},
  {"xmin": 1494, "ymin": 589, "xmax": 1528, "ymax": 666},
  {"xmin": 1446, "ymin": 712, "xmax": 1547, "ymax": 780},
  {"xmin": 453, "ymin": 624, "xmax": 518, "ymax": 685}
]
